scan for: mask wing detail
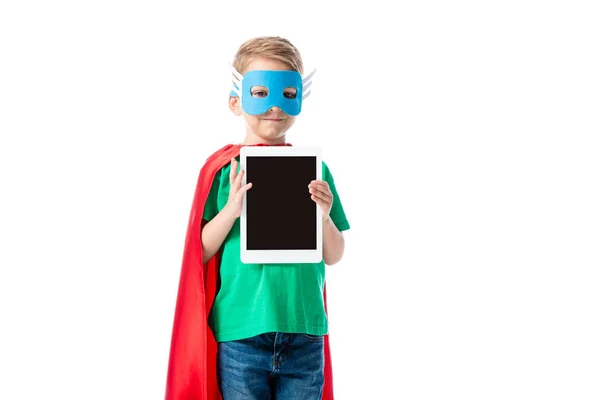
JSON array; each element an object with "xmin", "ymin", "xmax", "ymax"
[{"xmin": 302, "ymin": 68, "xmax": 316, "ymax": 100}]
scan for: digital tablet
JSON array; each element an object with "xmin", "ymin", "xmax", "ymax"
[{"xmin": 240, "ymin": 146, "xmax": 322, "ymax": 264}]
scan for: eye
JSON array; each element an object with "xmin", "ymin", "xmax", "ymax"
[
  {"xmin": 251, "ymin": 86, "xmax": 268, "ymax": 98},
  {"xmin": 283, "ymin": 88, "xmax": 297, "ymax": 99}
]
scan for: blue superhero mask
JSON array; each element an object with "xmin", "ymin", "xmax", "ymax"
[{"xmin": 229, "ymin": 65, "xmax": 316, "ymax": 116}]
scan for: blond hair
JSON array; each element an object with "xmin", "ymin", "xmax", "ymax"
[{"xmin": 232, "ymin": 36, "xmax": 304, "ymax": 76}]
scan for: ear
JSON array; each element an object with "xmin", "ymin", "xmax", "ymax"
[{"xmin": 229, "ymin": 96, "xmax": 242, "ymax": 116}]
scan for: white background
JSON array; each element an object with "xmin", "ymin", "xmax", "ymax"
[{"xmin": 1, "ymin": 1, "xmax": 599, "ymax": 399}]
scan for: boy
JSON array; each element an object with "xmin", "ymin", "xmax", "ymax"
[{"xmin": 165, "ymin": 36, "xmax": 350, "ymax": 400}]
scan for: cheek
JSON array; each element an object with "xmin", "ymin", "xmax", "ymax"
[
  {"xmin": 285, "ymin": 117, "xmax": 296, "ymax": 128},
  {"xmin": 242, "ymin": 114, "xmax": 261, "ymax": 127}
]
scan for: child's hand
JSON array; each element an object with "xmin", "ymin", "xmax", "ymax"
[
  {"xmin": 224, "ymin": 158, "xmax": 252, "ymax": 218},
  {"xmin": 308, "ymin": 180, "xmax": 333, "ymax": 221}
]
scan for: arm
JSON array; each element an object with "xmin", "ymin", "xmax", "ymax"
[
  {"xmin": 309, "ymin": 179, "xmax": 346, "ymax": 265},
  {"xmin": 322, "ymin": 216, "xmax": 345, "ymax": 265},
  {"xmin": 201, "ymin": 205, "xmax": 237, "ymax": 264}
]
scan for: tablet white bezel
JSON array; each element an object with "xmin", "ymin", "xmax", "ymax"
[{"xmin": 240, "ymin": 146, "xmax": 322, "ymax": 264}]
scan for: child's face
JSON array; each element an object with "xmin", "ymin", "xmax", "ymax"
[{"xmin": 229, "ymin": 56, "xmax": 297, "ymax": 144}]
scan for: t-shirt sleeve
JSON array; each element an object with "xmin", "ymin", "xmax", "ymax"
[
  {"xmin": 322, "ymin": 161, "xmax": 350, "ymax": 232},
  {"xmin": 202, "ymin": 168, "xmax": 221, "ymax": 222}
]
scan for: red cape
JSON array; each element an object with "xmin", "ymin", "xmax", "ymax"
[{"xmin": 165, "ymin": 143, "xmax": 335, "ymax": 399}]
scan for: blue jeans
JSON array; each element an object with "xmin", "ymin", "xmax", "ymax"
[{"xmin": 217, "ymin": 332, "xmax": 325, "ymax": 400}]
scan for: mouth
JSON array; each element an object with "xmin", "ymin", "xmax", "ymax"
[{"xmin": 262, "ymin": 118, "xmax": 285, "ymax": 122}]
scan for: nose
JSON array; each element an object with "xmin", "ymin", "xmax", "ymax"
[{"xmin": 269, "ymin": 106, "xmax": 281, "ymax": 112}]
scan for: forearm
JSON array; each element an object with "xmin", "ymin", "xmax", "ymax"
[
  {"xmin": 322, "ymin": 216, "xmax": 345, "ymax": 265},
  {"xmin": 201, "ymin": 205, "xmax": 237, "ymax": 264}
]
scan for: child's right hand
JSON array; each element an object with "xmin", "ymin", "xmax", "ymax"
[{"xmin": 224, "ymin": 157, "xmax": 252, "ymax": 219}]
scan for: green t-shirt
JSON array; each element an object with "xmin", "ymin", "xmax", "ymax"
[{"xmin": 202, "ymin": 155, "xmax": 350, "ymax": 342}]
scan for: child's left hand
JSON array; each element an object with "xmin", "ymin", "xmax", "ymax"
[{"xmin": 308, "ymin": 180, "xmax": 333, "ymax": 221}]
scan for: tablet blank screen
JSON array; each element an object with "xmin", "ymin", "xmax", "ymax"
[{"xmin": 246, "ymin": 156, "xmax": 317, "ymax": 250}]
